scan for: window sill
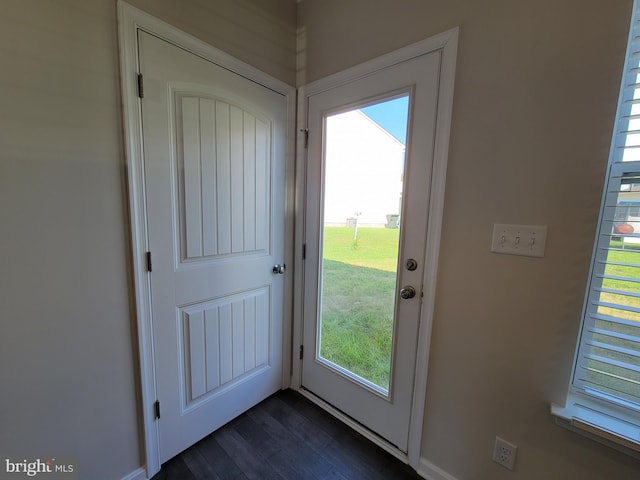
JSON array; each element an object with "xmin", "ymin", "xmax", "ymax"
[{"xmin": 551, "ymin": 394, "xmax": 640, "ymax": 460}]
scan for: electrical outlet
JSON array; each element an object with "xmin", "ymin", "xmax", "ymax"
[{"xmin": 492, "ymin": 436, "xmax": 518, "ymax": 470}]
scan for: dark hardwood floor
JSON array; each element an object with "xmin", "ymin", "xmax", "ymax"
[{"xmin": 152, "ymin": 389, "xmax": 424, "ymax": 480}]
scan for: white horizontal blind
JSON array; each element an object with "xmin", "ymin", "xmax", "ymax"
[{"xmin": 573, "ymin": 3, "xmax": 640, "ymax": 409}]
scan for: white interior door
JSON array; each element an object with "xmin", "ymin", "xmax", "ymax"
[
  {"xmin": 301, "ymin": 50, "xmax": 441, "ymax": 452},
  {"xmin": 139, "ymin": 31, "xmax": 287, "ymax": 463}
]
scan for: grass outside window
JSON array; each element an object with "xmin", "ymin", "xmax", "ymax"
[{"xmin": 319, "ymin": 227, "xmax": 400, "ymax": 390}]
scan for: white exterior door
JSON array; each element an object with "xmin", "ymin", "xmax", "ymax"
[
  {"xmin": 301, "ymin": 50, "xmax": 441, "ymax": 452},
  {"xmin": 139, "ymin": 31, "xmax": 287, "ymax": 462}
]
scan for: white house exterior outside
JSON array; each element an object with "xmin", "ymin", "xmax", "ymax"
[{"xmin": 323, "ymin": 109, "xmax": 406, "ymax": 228}]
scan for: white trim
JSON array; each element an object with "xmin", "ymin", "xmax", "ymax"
[
  {"xmin": 281, "ymin": 57, "xmax": 298, "ymax": 392},
  {"xmin": 284, "ymin": 79, "xmax": 296, "ymax": 394},
  {"xmin": 117, "ymin": 2, "xmax": 295, "ymax": 477},
  {"xmin": 290, "ymin": 88, "xmax": 308, "ymax": 390},
  {"xmin": 303, "ymin": 28, "xmax": 458, "ymax": 96},
  {"xmin": 117, "ymin": 3, "xmax": 160, "ymax": 475},
  {"xmin": 120, "ymin": 467, "xmax": 148, "ymax": 480},
  {"xmin": 292, "ymin": 27, "xmax": 459, "ymax": 472},
  {"xmin": 418, "ymin": 458, "xmax": 461, "ymax": 480},
  {"xmin": 551, "ymin": 394, "xmax": 640, "ymax": 457},
  {"xmin": 408, "ymin": 27, "xmax": 459, "ymax": 470}
]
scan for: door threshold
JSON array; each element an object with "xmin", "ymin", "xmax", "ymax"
[{"xmin": 296, "ymin": 386, "xmax": 409, "ymax": 464}]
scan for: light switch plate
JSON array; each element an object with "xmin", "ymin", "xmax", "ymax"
[{"xmin": 491, "ymin": 224, "xmax": 547, "ymax": 258}]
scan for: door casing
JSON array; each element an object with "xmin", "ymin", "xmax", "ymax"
[
  {"xmin": 117, "ymin": 2, "xmax": 296, "ymax": 477},
  {"xmin": 291, "ymin": 29, "xmax": 459, "ymax": 470}
]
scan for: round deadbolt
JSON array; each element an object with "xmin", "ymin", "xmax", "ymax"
[{"xmin": 405, "ymin": 258, "xmax": 418, "ymax": 271}]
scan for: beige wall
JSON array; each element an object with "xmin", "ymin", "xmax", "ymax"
[
  {"xmin": 0, "ymin": 2, "xmax": 140, "ymax": 478},
  {"xmin": 3, "ymin": 0, "xmax": 639, "ymax": 479},
  {"xmin": 128, "ymin": 0, "xmax": 297, "ymax": 85},
  {"xmin": 299, "ymin": 1, "xmax": 640, "ymax": 479},
  {"xmin": 0, "ymin": 1, "xmax": 295, "ymax": 479}
]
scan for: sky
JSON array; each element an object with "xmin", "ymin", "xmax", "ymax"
[{"xmin": 360, "ymin": 95, "xmax": 409, "ymax": 145}]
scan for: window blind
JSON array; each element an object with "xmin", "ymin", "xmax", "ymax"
[{"xmin": 572, "ymin": 5, "xmax": 640, "ymax": 409}]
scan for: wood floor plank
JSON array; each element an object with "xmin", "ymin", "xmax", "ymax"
[
  {"xmin": 155, "ymin": 455, "xmax": 196, "ymax": 480},
  {"xmin": 260, "ymin": 393, "xmax": 335, "ymax": 452},
  {"xmin": 181, "ymin": 446, "xmax": 219, "ymax": 479},
  {"xmin": 267, "ymin": 392, "xmax": 393, "ymax": 479},
  {"xmin": 231, "ymin": 413, "xmax": 310, "ymax": 479},
  {"xmin": 247, "ymin": 406, "xmax": 347, "ymax": 480},
  {"xmin": 193, "ymin": 434, "xmax": 247, "ymax": 480},
  {"xmin": 215, "ymin": 426, "xmax": 284, "ymax": 480},
  {"xmin": 152, "ymin": 389, "xmax": 424, "ymax": 480}
]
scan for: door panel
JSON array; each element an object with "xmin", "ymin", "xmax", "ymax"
[
  {"xmin": 302, "ymin": 51, "xmax": 440, "ymax": 451},
  {"xmin": 176, "ymin": 94, "xmax": 271, "ymax": 261},
  {"xmin": 139, "ymin": 31, "xmax": 286, "ymax": 462},
  {"xmin": 179, "ymin": 287, "xmax": 270, "ymax": 411}
]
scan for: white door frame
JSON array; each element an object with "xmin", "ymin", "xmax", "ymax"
[
  {"xmin": 291, "ymin": 28, "xmax": 458, "ymax": 470},
  {"xmin": 117, "ymin": 2, "xmax": 296, "ymax": 477}
]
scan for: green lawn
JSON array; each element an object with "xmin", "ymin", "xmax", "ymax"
[
  {"xmin": 319, "ymin": 227, "xmax": 400, "ymax": 390},
  {"xmin": 590, "ymin": 240, "xmax": 640, "ymax": 401},
  {"xmin": 322, "ymin": 226, "xmax": 400, "ymax": 272},
  {"xmin": 599, "ymin": 241, "xmax": 640, "ymax": 322}
]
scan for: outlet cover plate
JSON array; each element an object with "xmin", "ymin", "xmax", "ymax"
[
  {"xmin": 491, "ymin": 224, "xmax": 547, "ymax": 258},
  {"xmin": 493, "ymin": 436, "xmax": 518, "ymax": 470}
]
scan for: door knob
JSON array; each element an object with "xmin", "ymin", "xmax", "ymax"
[
  {"xmin": 273, "ymin": 264, "xmax": 286, "ymax": 274},
  {"xmin": 400, "ymin": 286, "xmax": 416, "ymax": 299}
]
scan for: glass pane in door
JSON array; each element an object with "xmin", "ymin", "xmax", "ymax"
[{"xmin": 318, "ymin": 95, "xmax": 410, "ymax": 394}]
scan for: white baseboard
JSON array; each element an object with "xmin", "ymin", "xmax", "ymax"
[
  {"xmin": 120, "ymin": 467, "xmax": 148, "ymax": 480},
  {"xmin": 418, "ymin": 457, "xmax": 460, "ymax": 480}
]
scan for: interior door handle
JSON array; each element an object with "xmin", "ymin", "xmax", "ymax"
[{"xmin": 273, "ymin": 264, "xmax": 286, "ymax": 274}]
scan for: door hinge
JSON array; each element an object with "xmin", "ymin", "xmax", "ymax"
[
  {"xmin": 137, "ymin": 73, "xmax": 144, "ymax": 98},
  {"xmin": 301, "ymin": 128, "xmax": 309, "ymax": 149},
  {"xmin": 146, "ymin": 251, "xmax": 152, "ymax": 272},
  {"xmin": 154, "ymin": 400, "xmax": 161, "ymax": 419},
  {"xmin": 299, "ymin": 345, "xmax": 304, "ymax": 360},
  {"xmin": 302, "ymin": 243, "xmax": 306, "ymax": 260}
]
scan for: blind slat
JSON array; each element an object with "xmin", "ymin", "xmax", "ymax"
[
  {"xmin": 595, "ymin": 260, "xmax": 640, "ymax": 269},
  {"xmin": 585, "ymin": 340, "xmax": 640, "ymax": 359},
  {"xmin": 591, "ymin": 300, "xmax": 640, "ymax": 314},
  {"xmin": 588, "ymin": 312, "xmax": 640, "ymax": 332},
  {"xmin": 595, "ymin": 287, "xmax": 640, "ymax": 299},
  {"xmin": 595, "ymin": 273, "xmax": 640, "ymax": 285},
  {"xmin": 580, "ymin": 368, "xmax": 640, "ymax": 388},
  {"xmin": 576, "ymin": 370, "xmax": 640, "ymax": 396},
  {"xmin": 582, "ymin": 353, "xmax": 640, "ymax": 374},
  {"xmin": 604, "ymin": 248, "xmax": 640, "ymax": 254},
  {"xmin": 589, "ymin": 326, "xmax": 640, "ymax": 344}
]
